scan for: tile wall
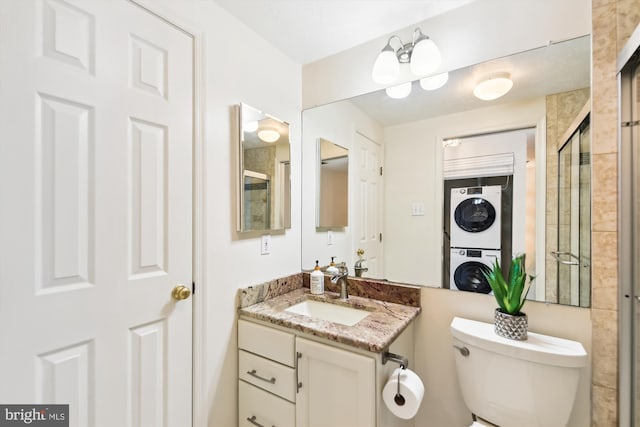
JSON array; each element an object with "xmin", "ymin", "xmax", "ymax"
[{"xmin": 591, "ymin": 0, "xmax": 640, "ymax": 425}]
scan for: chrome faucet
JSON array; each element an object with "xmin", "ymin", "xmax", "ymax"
[
  {"xmin": 354, "ymin": 258, "xmax": 368, "ymax": 277},
  {"xmin": 331, "ymin": 263, "xmax": 349, "ymax": 300}
]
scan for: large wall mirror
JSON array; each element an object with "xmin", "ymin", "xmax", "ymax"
[
  {"xmin": 238, "ymin": 103, "xmax": 291, "ymax": 232},
  {"xmin": 301, "ymin": 35, "xmax": 591, "ymax": 307}
]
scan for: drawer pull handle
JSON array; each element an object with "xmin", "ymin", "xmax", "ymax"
[
  {"xmin": 247, "ymin": 369, "xmax": 276, "ymax": 384},
  {"xmin": 247, "ymin": 415, "xmax": 274, "ymax": 427}
]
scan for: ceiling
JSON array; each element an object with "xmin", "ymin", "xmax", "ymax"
[{"xmin": 211, "ymin": 0, "xmax": 473, "ymax": 64}]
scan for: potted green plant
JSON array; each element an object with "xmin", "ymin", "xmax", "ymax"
[{"xmin": 483, "ymin": 253, "xmax": 532, "ymax": 340}]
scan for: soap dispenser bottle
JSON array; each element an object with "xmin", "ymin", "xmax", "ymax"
[
  {"xmin": 310, "ymin": 260, "xmax": 324, "ymax": 295},
  {"xmin": 326, "ymin": 257, "xmax": 339, "ymax": 275}
]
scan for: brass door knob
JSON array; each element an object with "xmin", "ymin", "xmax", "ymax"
[{"xmin": 172, "ymin": 285, "xmax": 191, "ymax": 300}]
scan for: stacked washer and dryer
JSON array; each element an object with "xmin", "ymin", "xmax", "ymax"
[{"xmin": 449, "ymin": 185, "xmax": 502, "ymax": 293}]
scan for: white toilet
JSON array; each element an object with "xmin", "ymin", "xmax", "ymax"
[{"xmin": 450, "ymin": 317, "xmax": 587, "ymax": 427}]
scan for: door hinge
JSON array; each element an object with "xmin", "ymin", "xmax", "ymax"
[
  {"xmin": 379, "ymin": 166, "xmax": 383, "ymax": 176},
  {"xmin": 379, "ymin": 233, "xmax": 383, "ymax": 242}
]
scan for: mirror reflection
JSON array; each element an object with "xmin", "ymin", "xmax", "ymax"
[
  {"xmin": 238, "ymin": 103, "xmax": 291, "ymax": 232},
  {"xmin": 317, "ymin": 138, "xmax": 348, "ymax": 229},
  {"xmin": 301, "ymin": 35, "xmax": 591, "ymax": 307}
]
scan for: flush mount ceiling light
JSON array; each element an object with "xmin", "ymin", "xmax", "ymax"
[
  {"xmin": 420, "ymin": 72, "xmax": 449, "ymax": 91},
  {"xmin": 473, "ymin": 72, "xmax": 513, "ymax": 101},
  {"xmin": 257, "ymin": 128, "xmax": 280, "ymax": 143},
  {"xmin": 385, "ymin": 81, "xmax": 412, "ymax": 99},
  {"xmin": 372, "ymin": 28, "xmax": 441, "ymax": 85}
]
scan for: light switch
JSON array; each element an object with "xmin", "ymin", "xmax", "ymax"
[
  {"xmin": 327, "ymin": 230, "xmax": 334, "ymax": 246},
  {"xmin": 411, "ymin": 202, "xmax": 425, "ymax": 216},
  {"xmin": 261, "ymin": 235, "xmax": 271, "ymax": 255}
]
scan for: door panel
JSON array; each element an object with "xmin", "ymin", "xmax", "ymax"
[
  {"xmin": 0, "ymin": 1, "xmax": 193, "ymax": 426},
  {"xmin": 353, "ymin": 133, "xmax": 382, "ymax": 278}
]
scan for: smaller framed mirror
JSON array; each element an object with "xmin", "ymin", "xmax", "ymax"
[
  {"xmin": 237, "ymin": 103, "xmax": 291, "ymax": 232},
  {"xmin": 316, "ymin": 138, "xmax": 348, "ymax": 229}
]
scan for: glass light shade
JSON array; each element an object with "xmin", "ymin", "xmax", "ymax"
[
  {"xmin": 385, "ymin": 81, "xmax": 412, "ymax": 99},
  {"xmin": 473, "ymin": 73, "xmax": 513, "ymax": 101},
  {"xmin": 410, "ymin": 38, "xmax": 441, "ymax": 76},
  {"xmin": 372, "ymin": 49, "xmax": 400, "ymax": 84},
  {"xmin": 419, "ymin": 72, "xmax": 449, "ymax": 91},
  {"xmin": 257, "ymin": 128, "xmax": 280, "ymax": 143}
]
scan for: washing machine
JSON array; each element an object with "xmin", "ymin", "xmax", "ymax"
[
  {"xmin": 450, "ymin": 185, "xmax": 502, "ymax": 249},
  {"xmin": 450, "ymin": 248, "xmax": 501, "ymax": 293}
]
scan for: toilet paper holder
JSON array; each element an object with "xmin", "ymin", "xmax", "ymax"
[{"xmin": 382, "ymin": 351, "xmax": 409, "ymax": 369}]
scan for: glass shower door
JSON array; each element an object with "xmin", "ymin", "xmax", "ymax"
[
  {"xmin": 619, "ymin": 29, "xmax": 640, "ymax": 426},
  {"xmin": 555, "ymin": 118, "xmax": 591, "ymax": 307}
]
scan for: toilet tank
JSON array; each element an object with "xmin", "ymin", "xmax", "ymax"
[{"xmin": 450, "ymin": 317, "xmax": 587, "ymax": 427}]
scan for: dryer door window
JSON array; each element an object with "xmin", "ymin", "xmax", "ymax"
[
  {"xmin": 453, "ymin": 261, "xmax": 492, "ymax": 293},
  {"xmin": 454, "ymin": 198, "xmax": 497, "ymax": 232}
]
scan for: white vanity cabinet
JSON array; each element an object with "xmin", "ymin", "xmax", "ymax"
[
  {"xmin": 238, "ymin": 319, "xmax": 296, "ymax": 427},
  {"xmin": 238, "ymin": 318, "xmax": 415, "ymax": 427},
  {"xmin": 296, "ymin": 336, "xmax": 375, "ymax": 427}
]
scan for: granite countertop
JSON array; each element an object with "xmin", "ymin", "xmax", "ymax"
[{"xmin": 239, "ymin": 285, "xmax": 421, "ymax": 353}]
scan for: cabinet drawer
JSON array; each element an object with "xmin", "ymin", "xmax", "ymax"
[
  {"xmin": 239, "ymin": 350, "xmax": 296, "ymax": 402},
  {"xmin": 238, "ymin": 319, "xmax": 295, "ymax": 366},
  {"xmin": 239, "ymin": 380, "xmax": 295, "ymax": 427}
]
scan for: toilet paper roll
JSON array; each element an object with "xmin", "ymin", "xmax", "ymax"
[{"xmin": 382, "ymin": 367, "xmax": 424, "ymax": 419}]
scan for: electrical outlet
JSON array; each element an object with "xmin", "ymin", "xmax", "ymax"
[
  {"xmin": 261, "ymin": 235, "xmax": 271, "ymax": 255},
  {"xmin": 327, "ymin": 230, "xmax": 334, "ymax": 245}
]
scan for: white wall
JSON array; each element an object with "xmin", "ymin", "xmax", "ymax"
[{"xmin": 135, "ymin": 1, "xmax": 302, "ymax": 426}]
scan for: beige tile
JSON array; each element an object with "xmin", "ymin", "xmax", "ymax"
[
  {"xmin": 592, "ymin": 308, "xmax": 618, "ymax": 389},
  {"xmin": 591, "ymin": 111, "xmax": 618, "ymax": 155},
  {"xmin": 557, "ymin": 88, "xmax": 591, "ymax": 138},
  {"xmin": 592, "ymin": 384, "xmax": 618, "ymax": 427},
  {"xmin": 592, "ymin": 68, "xmax": 618, "ymax": 155},
  {"xmin": 593, "ymin": 4, "xmax": 618, "ymax": 81},
  {"xmin": 617, "ymin": 0, "xmax": 640, "ymax": 50},
  {"xmin": 591, "ymin": 154, "xmax": 618, "ymax": 231},
  {"xmin": 592, "ymin": 0, "xmax": 616, "ymax": 7},
  {"xmin": 591, "ymin": 231, "xmax": 618, "ymax": 310}
]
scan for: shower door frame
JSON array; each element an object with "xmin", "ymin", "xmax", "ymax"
[{"xmin": 618, "ymin": 23, "xmax": 640, "ymax": 427}]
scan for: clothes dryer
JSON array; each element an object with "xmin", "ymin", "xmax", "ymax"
[
  {"xmin": 450, "ymin": 185, "xmax": 501, "ymax": 249},
  {"xmin": 450, "ymin": 248, "xmax": 501, "ymax": 293}
]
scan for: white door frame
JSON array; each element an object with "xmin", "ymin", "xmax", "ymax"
[{"xmin": 128, "ymin": 1, "xmax": 206, "ymax": 425}]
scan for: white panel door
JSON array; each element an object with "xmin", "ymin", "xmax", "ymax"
[
  {"xmin": 352, "ymin": 132, "xmax": 383, "ymax": 278},
  {"xmin": 0, "ymin": 1, "xmax": 193, "ymax": 426}
]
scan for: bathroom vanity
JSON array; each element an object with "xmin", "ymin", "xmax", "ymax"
[{"xmin": 237, "ymin": 275, "xmax": 421, "ymax": 427}]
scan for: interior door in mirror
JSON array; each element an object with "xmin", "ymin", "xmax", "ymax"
[
  {"xmin": 317, "ymin": 138, "xmax": 348, "ymax": 228},
  {"xmin": 238, "ymin": 103, "xmax": 291, "ymax": 232}
]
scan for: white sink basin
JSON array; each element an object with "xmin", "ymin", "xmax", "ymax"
[{"xmin": 285, "ymin": 299, "xmax": 370, "ymax": 326}]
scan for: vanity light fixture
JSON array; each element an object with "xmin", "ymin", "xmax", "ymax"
[
  {"xmin": 473, "ymin": 72, "xmax": 513, "ymax": 101},
  {"xmin": 372, "ymin": 27, "xmax": 441, "ymax": 85},
  {"xmin": 385, "ymin": 81, "xmax": 412, "ymax": 99},
  {"xmin": 257, "ymin": 128, "xmax": 280, "ymax": 143},
  {"xmin": 419, "ymin": 72, "xmax": 449, "ymax": 91}
]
